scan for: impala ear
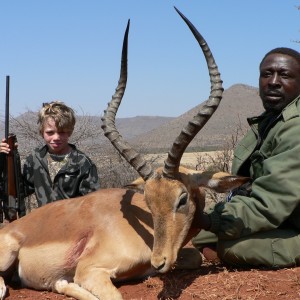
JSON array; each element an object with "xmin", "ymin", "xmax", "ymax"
[
  {"xmin": 195, "ymin": 171, "xmax": 250, "ymax": 193},
  {"xmin": 124, "ymin": 177, "xmax": 146, "ymax": 192},
  {"xmin": 207, "ymin": 174, "xmax": 251, "ymax": 193}
]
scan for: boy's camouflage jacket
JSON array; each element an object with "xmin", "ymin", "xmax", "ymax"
[{"xmin": 23, "ymin": 144, "xmax": 100, "ymax": 207}]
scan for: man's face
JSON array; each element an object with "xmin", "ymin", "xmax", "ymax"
[{"xmin": 259, "ymin": 53, "xmax": 300, "ymax": 112}]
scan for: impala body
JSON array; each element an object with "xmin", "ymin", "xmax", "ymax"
[
  {"xmin": 0, "ymin": 7, "xmax": 248, "ymax": 300},
  {"xmin": 0, "ymin": 170, "xmax": 247, "ymax": 300}
]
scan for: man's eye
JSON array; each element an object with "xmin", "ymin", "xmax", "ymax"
[
  {"xmin": 280, "ymin": 73, "xmax": 289, "ymax": 79},
  {"xmin": 261, "ymin": 71, "xmax": 271, "ymax": 78}
]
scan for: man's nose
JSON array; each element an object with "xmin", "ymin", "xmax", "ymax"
[{"xmin": 269, "ymin": 73, "xmax": 280, "ymax": 86}]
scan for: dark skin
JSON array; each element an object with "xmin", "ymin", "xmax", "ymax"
[
  {"xmin": 259, "ymin": 53, "xmax": 300, "ymax": 112},
  {"xmin": 199, "ymin": 52, "xmax": 300, "ymax": 231}
]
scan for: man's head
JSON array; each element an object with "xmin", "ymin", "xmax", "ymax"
[{"xmin": 259, "ymin": 47, "xmax": 300, "ymax": 112}]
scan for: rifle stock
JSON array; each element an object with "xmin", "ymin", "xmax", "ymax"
[{"xmin": 0, "ymin": 76, "xmax": 25, "ymax": 222}]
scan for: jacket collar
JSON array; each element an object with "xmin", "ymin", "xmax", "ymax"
[
  {"xmin": 247, "ymin": 95, "xmax": 300, "ymax": 126},
  {"xmin": 37, "ymin": 143, "xmax": 77, "ymax": 159}
]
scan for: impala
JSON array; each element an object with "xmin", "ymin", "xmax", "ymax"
[{"xmin": 0, "ymin": 7, "xmax": 248, "ymax": 300}]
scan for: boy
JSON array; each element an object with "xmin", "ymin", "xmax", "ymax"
[{"xmin": 0, "ymin": 101, "xmax": 100, "ymax": 216}]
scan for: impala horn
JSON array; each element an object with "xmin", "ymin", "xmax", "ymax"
[
  {"xmin": 163, "ymin": 7, "xmax": 224, "ymax": 179},
  {"xmin": 102, "ymin": 8, "xmax": 223, "ymax": 182},
  {"xmin": 101, "ymin": 20, "xmax": 154, "ymax": 181}
]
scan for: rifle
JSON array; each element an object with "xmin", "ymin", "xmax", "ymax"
[{"xmin": 0, "ymin": 76, "xmax": 25, "ymax": 222}]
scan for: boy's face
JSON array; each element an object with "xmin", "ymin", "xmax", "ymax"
[{"xmin": 42, "ymin": 117, "xmax": 71, "ymax": 154}]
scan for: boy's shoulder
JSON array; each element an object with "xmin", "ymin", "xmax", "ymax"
[
  {"xmin": 29, "ymin": 145, "xmax": 48, "ymax": 158},
  {"xmin": 69, "ymin": 145, "xmax": 94, "ymax": 166}
]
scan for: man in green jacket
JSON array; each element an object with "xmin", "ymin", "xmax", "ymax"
[{"xmin": 192, "ymin": 47, "xmax": 300, "ymax": 269}]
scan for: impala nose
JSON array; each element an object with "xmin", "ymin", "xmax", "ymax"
[{"xmin": 151, "ymin": 256, "xmax": 166, "ymax": 272}]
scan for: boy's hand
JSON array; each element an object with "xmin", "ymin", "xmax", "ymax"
[{"xmin": 0, "ymin": 138, "xmax": 10, "ymax": 154}]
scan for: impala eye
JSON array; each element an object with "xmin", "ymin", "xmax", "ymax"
[{"xmin": 177, "ymin": 193, "xmax": 188, "ymax": 209}]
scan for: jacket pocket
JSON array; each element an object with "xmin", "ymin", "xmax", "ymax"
[{"xmin": 249, "ymin": 150, "xmax": 265, "ymax": 179}]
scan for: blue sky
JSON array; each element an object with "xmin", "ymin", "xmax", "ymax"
[{"xmin": 0, "ymin": 1, "xmax": 299, "ymax": 119}]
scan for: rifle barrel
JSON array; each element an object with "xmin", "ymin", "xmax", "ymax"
[{"xmin": 5, "ymin": 75, "xmax": 10, "ymax": 140}]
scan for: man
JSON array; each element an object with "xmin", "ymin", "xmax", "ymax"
[{"xmin": 192, "ymin": 47, "xmax": 300, "ymax": 269}]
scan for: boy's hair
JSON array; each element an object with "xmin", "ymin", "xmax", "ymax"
[{"xmin": 38, "ymin": 101, "xmax": 76, "ymax": 136}]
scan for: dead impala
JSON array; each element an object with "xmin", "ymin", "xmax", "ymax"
[{"xmin": 0, "ymin": 7, "xmax": 248, "ymax": 300}]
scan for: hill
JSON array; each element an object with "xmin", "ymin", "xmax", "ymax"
[
  {"xmin": 128, "ymin": 84, "xmax": 263, "ymax": 151},
  {"xmin": 116, "ymin": 116, "xmax": 174, "ymax": 139},
  {"xmin": 1, "ymin": 84, "xmax": 263, "ymax": 153}
]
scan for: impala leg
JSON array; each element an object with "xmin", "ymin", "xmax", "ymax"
[
  {"xmin": 0, "ymin": 232, "xmax": 21, "ymax": 300},
  {"xmin": 0, "ymin": 276, "xmax": 7, "ymax": 300},
  {"xmin": 0, "ymin": 232, "xmax": 20, "ymax": 271},
  {"xmin": 54, "ymin": 280, "xmax": 98, "ymax": 300},
  {"xmin": 74, "ymin": 266, "xmax": 123, "ymax": 300}
]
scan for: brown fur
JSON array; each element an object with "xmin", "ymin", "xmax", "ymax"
[{"xmin": 0, "ymin": 169, "xmax": 249, "ymax": 300}]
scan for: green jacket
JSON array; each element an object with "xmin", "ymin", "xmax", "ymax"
[
  {"xmin": 23, "ymin": 144, "xmax": 100, "ymax": 207},
  {"xmin": 208, "ymin": 95, "xmax": 300, "ymax": 240}
]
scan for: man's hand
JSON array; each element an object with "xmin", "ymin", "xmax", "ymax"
[{"xmin": 199, "ymin": 212, "xmax": 212, "ymax": 231}]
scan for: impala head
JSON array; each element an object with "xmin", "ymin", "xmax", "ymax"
[{"xmin": 102, "ymin": 7, "xmax": 247, "ymax": 273}]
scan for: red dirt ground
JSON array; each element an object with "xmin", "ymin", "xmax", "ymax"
[{"xmin": 4, "ymin": 255, "xmax": 300, "ymax": 300}]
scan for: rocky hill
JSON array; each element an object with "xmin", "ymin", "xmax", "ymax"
[{"xmin": 128, "ymin": 84, "xmax": 263, "ymax": 151}]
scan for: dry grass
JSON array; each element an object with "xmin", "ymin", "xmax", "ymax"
[
  {"xmin": 7, "ymin": 263, "xmax": 300, "ymax": 300},
  {"xmin": 145, "ymin": 151, "xmax": 223, "ymax": 169}
]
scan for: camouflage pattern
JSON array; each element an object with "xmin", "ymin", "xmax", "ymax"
[{"xmin": 22, "ymin": 144, "xmax": 100, "ymax": 207}]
